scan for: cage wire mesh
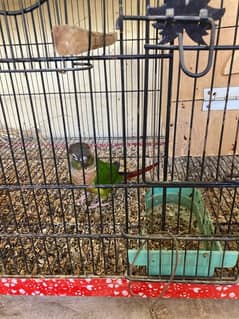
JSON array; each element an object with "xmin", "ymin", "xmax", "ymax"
[{"xmin": 0, "ymin": 0, "xmax": 239, "ymax": 283}]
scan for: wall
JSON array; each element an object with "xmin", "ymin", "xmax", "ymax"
[
  {"xmin": 0, "ymin": 0, "xmax": 238, "ymax": 156},
  {"xmin": 168, "ymin": 0, "xmax": 239, "ymax": 156}
]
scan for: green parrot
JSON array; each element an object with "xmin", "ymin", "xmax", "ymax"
[{"xmin": 68, "ymin": 142, "xmax": 157, "ymax": 208}]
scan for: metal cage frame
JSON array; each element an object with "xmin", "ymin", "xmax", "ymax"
[{"xmin": 0, "ymin": 0, "xmax": 239, "ymax": 298}]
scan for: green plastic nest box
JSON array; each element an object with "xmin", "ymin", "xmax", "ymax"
[{"xmin": 128, "ymin": 187, "xmax": 238, "ymax": 277}]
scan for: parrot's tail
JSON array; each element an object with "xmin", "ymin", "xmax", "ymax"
[{"xmin": 119, "ymin": 162, "xmax": 158, "ymax": 180}]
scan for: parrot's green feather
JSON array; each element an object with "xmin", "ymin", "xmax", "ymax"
[
  {"xmin": 90, "ymin": 160, "xmax": 122, "ymax": 199},
  {"xmin": 71, "ymin": 158, "xmax": 82, "ymax": 170},
  {"xmin": 94, "ymin": 160, "xmax": 122, "ymax": 184}
]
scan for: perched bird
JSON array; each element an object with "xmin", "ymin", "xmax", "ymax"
[{"xmin": 69, "ymin": 142, "xmax": 158, "ymax": 208}]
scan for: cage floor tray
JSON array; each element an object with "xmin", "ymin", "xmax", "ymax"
[{"xmin": 128, "ymin": 188, "xmax": 238, "ymax": 277}]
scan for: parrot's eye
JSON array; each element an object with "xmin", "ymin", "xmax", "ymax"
[{"xmin": 72, "ymin": 153, "xmax": 78, "ymax": 161}]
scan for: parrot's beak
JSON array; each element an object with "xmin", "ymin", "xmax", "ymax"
[{"xmin": 81, "ymin": 161, "xmax": 88, "ymax": 169}]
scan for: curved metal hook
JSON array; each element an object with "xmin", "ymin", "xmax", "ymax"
[
  {"xmin": 0, "ymin": 0, "xmax": 48, "ymax": 16},
  {"xmin": 178, "ymin": 17, "xmax": 216, "ymax": 78}
]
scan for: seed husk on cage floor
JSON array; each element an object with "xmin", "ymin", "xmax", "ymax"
[{"xmin": 0, "ymin": 141, "xmax": 238, "ymax": 276}]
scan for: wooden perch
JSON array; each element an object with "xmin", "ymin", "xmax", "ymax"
[{"xmin": 53, "ymin": 25, "xmax": 117, "ymax": 56}]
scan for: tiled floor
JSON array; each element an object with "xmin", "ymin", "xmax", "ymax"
[{"xmin": 0, "ymin": 296, "xmax": 239, "ymax": 319}]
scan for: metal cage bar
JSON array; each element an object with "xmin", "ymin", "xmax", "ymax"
[{"xmin": 0, "ymin": 0, "xmax": 239, "ymax": 288}]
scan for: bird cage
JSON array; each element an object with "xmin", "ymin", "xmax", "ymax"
[{"xmin": 0, "ymin": 0, "xmax": 239, "ymax": 299}]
